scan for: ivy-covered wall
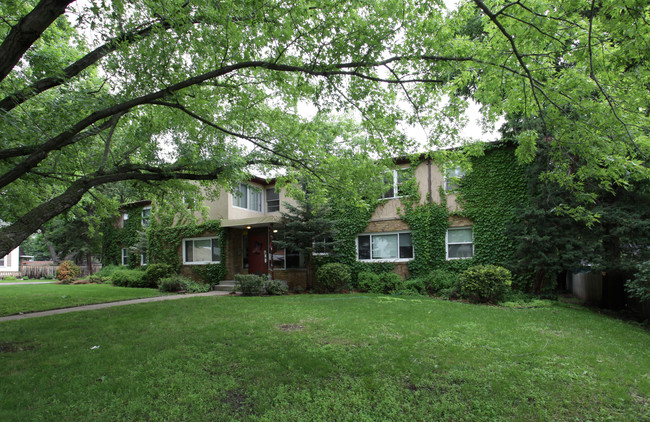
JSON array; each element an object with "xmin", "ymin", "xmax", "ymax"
[
  {"xmin": 102, "ymin": 204, "xmax": 147, "ymax": 267},
  {"xmin": 148, "ymin": 219, "xmax": 227, "ymax": 281}
]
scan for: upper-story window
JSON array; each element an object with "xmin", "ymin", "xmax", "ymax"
[
  {"xmin": 0, "ymin": 255, "xmax": 6, "ymax": 267},
  {"xmin": 382, "ymin": 169, "xmax": 410, "ymax": 199},
  {"xmin": 232, "ymin": 183, "xmax": 262, "ymax": 212},
  {"xmin": 266, "ymin": 188, "xmax": 280, "ymax": 212},
  {"xmin": 444, "ymin": 166, "xmax": 465, "ymax": 192},
  {"xmin": 120, "ymin": 212, "xmax": 129, "ymax": 228},
  {"xmin": 121, "ymin": 248, "xmax": 129, "ymax": 266},
  {"xmin": 141, "ymin": 207, "xmax": 151, "ymax": 227}
]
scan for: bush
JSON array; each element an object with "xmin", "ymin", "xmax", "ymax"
[
  {"xmin": 184, "ymin": 279, "xmax": 211, "ymax": 293},
  {"xmin": 86, "ymin": 274, "xmax": 110, "ymax": 284},
  {"xmin": 94, "ymin": 265, "xmax": 121, "ymax": 278},
  {"xmin": 626, "ymin": 261, "xmax": 650, "ymax": 302},
  {"xmin": 380, "ymin": 272, "xmax": 404, "ymax": 294},
  {"xmin": 264, "ymin": 280, "xmax": 288, "ymax": 295},
  {"xmin": 3, "ymin": 275, "xmax": 17, "ymax": 281},
  {"xmin": 458, "ymin": 265, "xmax": 512, "ymax": 303},
  {"xmin": 159, "ymin": 275, "xmax": 188, "ymax": 292},
  {"xmin": 402, "ymin": 278, "xmax": 426, "ymax": 295},
  {"xmin": 357, "ymin": 272, "xmax": 381, "ymax": 293},
  {"xmin": 56, "ymin": 261, "xmax": 81, "ymax": 284},
  {"xmin": 234, "ymin": 274, "xmax": 266, "ymax": 296},
  {"xmin": 110, "ymin": 268, "xmax": 150, "ymax": 288},
  {"xmin": 142, "ymin": 263, "xmax": 176, "ymax": 286},
  {"xmin": 316, "ymin": 263, "xmax": 351, "ymax": 293},
  {"xmin": 423, "ymin": 269, "xmax": 458, "ymax": 294}
]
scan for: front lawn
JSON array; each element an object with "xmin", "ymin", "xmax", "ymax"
[
  {"xmin": 0, "ymin": 294, "xmax": 648, "ymax": 421},
  {"xmin": 0, "ymin": 284, "xmax": 165, "ymax": 316},
  {"xmin": 0, "ymin": 278, "xmax": 51, "ymax": 283}
]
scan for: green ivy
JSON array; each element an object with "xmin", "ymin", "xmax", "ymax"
[
  {"xmin": 148, "ymin": 220, "xmax": 226, "ymax": 279},
  {"xmin": 101, "ymin": 205, "xmax": 146, "ymax": 267},
  {"xmin": 457, "ymin": 144, "xmax": 528, "ymax": 268}
]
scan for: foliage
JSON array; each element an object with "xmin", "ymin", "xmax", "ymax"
[
  {"xmin": 194, "ymin": 263, "xmax": 227, "ymax": 285},
  {"xmin": 357, "ymin": 272, "xmax": 381, "ymax": 293},
  {"xmin": 102, "ymin": 204, "xmax": 148, "ymax": 267},
  {"xmin": 625, "ymin": 262, "xmax": 650, "ymax": 303},
  {"xmin": 158, "ymin": 275, "xmax": 187, "ymax": 293},
  {"xmin": 401, "ymin": 278, "xmax": 426, "ymax": 295},
  {"xmin": 264, "ymin": 280, "xmax": 288, "ymax": 296},
  {"xmin": 94, "ymin": 265, "xmax": 122, "ymax": 278},
  {"xmin": 422, "ymin": 269, "xmax": 458, "ymax": 294},
  {"xmin": 276, "ymin": 195, "xmax": 340, "ymax": 290},
  {"xmin": 56, "ymin": 260, "xmax": 81, "ymax": 284},
  {"xmin": 458, "ymin": 265, "xmax": 513, "ymax": 304},
  {"xmin": 142, "ymin": 263, "xmax": 176, "ymax": 287},
  {"xmin": 357, "ymin": 271, "xmax": 405, "ymax": 294},
  {"xmin": 110, "ymin": 268, "xmax": 149, "ymax": 288},
  {"xmin": 183, "ymin": 279, "xmax": 211, "ymax": 293},
  {"xmin": 86, "ymin": 274, "xmax": 110, "ymax": 284},
  {"xmin": 315, "ymin": 263, "xmax": 351, "ymax": 293},
  {"xmin": 233, "ymin": 274, "xmax": 267, "ymax": 297}
]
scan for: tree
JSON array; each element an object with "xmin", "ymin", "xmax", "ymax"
[
  {"xmin": 274, "ymin": 194, "xmax": 340, "ymax": 291},
  {"xmin": 1, "ymin": 0, "xmax": 648, "ymax": 259}
]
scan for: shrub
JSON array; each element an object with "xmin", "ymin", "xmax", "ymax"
[
  {"xmin": 626, "ymin": 261, "xmax": 650, "ymax": 302},
  {"xmin": 380, "ymin": 272, "xmax": 404, "ymax": 294},
  {"xmin": 94, "ymin": 265, "xmax": 121, "ymax": 278},
  {"xmin": 184, "ymin": 279, "xmax": 211, "ymax": 293},
  {"xmin": 142, "ymin": 263, "xmax": 176, "ymax": 286},
  {"xmin": 357, "ymin": 272, "xmax": 381, "ymax": 293},
  {"xmin": 86, "ymin": 274, "xmax": 110, "ymax": 284},
  {"xmin": 357, "ymin": 271, "xmax": 404, "ymax": 294},
  {"xmin": 110, "ymin": 268, "xmax": 149, "ymax": 288},
  {"xmin": 316, "ymin": 263, "xmax": 351, "ymax": 293},
  {"xmin": 56, "ymin": 261, "xmax": 81, "ymax": 284},
  {"xmin": 264, "ymin": 280, "xmax": 288, "ymax": 295},
  {"xmin": 159, "ymin": 275, "xmax": 188, "ymax": 292},
  {"xmin": 423, "ymin": 269, "xmax": 458, "ymax": 294},
  {"xmin": 402, "ymin": 278, "xmax": 426, "ymax": 295},
  {"xmin": 458, "ymin": 265, "xmax": 512, "ymax": 303},
  {"xmin": 234, "ymin": 274, "xmax": 266, "ymax": 296},
  {"xmin": 3, "ymin": 275, "xmax": 17, "ymax": 281}
]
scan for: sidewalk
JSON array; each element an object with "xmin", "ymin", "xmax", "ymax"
[{"xmin": 0, "ymin": 290, "xmax": 231, "ymax": 322}]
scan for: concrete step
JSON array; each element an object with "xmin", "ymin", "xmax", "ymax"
[{"xmin": 211, "ymin": 280, "xmax": 236, "ymax": 292}]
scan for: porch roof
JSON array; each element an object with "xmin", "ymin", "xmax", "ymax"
[{"xmin": 220, "ymin": 215, "xmax": 281, "ymax": 229}]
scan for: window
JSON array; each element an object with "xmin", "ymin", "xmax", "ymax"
[
  {"xmin": 0, "ymin": 255, "xmax": 5, "ymax": 267},
  {"xmin": 312, "ymin": 237, "xmax": 334, "ymax": 256},
  {"xmin": 357, "ymin": 232, "xmax": 413, "ymax": 261},
  {"xmin": 140, "ymin": 252, "xmax": 147, "ymax": 266},
  {"xmin": 444, "ymin": 166, "xmax": 465, "ymax": 192},
  {"xmin": 183, "ymin": 237, "xmax": 221, "ymax": 264},
  {"xmin": 232, "ymin": 183, "xmax": 262, "ymax": 212},
  {"xmin": 120, "ymin": 212, "xmax": 129, "ymax": 228},
  {"xmin": 121, "ymin": 248, "xmax": 129, "ymax": 266},
  {"xmin": 382, "ymin": 169, "xmax": 409, "ymax": 199},
  {"xmin": 266, "ymin": 188, "xmax": 280, "ymax": 212},
  {"xmin": 271, "ymin": 230, "xmax": 306, "ymax": 269},
  {"xmin": 447, "ymin": 227, "xmax": 473, "ymax": 259},
  {"xmin": 141, "ymin": 207, "xmax": 151, "ymax": 227}
]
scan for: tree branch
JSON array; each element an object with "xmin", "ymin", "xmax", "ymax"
[{"xmin": 0, "ymin": 0, "xmax": 75, "ymax": 84}]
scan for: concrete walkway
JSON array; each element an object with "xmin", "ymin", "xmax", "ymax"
[
  {"xmin": 0, "ymin": 290, "xmax": 231, "ymax": 323},
  {"xmin": 0, "ymin": 281, "xmax": 55, "ymax": 285}
]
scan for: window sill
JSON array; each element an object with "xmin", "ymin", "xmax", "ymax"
[
  {"xmin": 357, "ymin": 258, "xmax": 413, "ymax": 263},
  {"xmin": 183, "ymin": 261, "xmax": 221, "ymax": 265}
]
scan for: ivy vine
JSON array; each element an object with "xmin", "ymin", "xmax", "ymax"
[{"xmin": 101, "ymin": 205, "xmax": 146, "ymax": 267}]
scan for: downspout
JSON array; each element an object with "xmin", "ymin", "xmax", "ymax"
[{"xmin": 427, "ymin": 158, "xmax": 432, "ymax": 203}]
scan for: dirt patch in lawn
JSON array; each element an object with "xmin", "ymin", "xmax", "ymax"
[
  {"xmin": 277, "ymin": 323, "xmax": 305, "ymax": 332},
  {"xmin": 0, "ymin": 341, "xmax": 36, "ymax": 353}
]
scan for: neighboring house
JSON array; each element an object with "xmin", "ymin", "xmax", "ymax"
[
  {"xmin": 108, "ymin": 200, "xmax": 152, "ymax": 267},
  {"xmin": 0, "ymin": 247, "xmax": 21, "ymax": 276}
]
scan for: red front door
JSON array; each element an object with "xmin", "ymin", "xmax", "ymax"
[{"xmin": 248, "ymin": 229, "xmax": 268, "ymax": 275}]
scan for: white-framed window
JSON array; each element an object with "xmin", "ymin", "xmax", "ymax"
[
  {"xmin": 357, "ymin": 231, "xmax": 413, "ymax": 262},
  {"xmin": 120, "ymin": 212, "xmax": 129, "ymax": 228},
  {"xmin": 312, "ymin": 237, "xmax": 334, "ymax": 256},
  {"xmin": 382, "ymin": 169, "xmax": 410, "ymax": 199},
  {"xmin": 447, "ymin": 227, "xmax": 474, "ymax": 259},
  {"xmin": 140, "ymin": 252, "xmax": 147, "ymax": 266},
  {"xmin": 141, "ymin": 207, "xmax": 151, "ymax": 227},
  {"xmin": 121, "ymin": 248, "xmax": 129, "ymax": 266},
  {"xmin": 444, "ymin": 166, "xmax": 465, "ymax": 192},
  {"xmin": 266, "ymin": 188, "xmax": 280, "ymax": 212},
  {"xmin": 271, "ymin": 230, "xmax": 306, "ymax": 269},
  {"xmin": 183, "ymin": 237, "xmax": 221, "ymax": 265},
  {"xmin": 232, "ymin": 183, "xmax": 263, "ymax": 212}
]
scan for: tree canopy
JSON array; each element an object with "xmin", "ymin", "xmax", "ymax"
[{"xmin": 1, "ymin": 0, "xmax": 648, "ymax": 258}]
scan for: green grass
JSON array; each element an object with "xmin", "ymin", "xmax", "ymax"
[
  {"xmin": 0, "ymin": 284, "xmax": 165, "ymax": 316},
  {"xmin": 0, "ymin": 294, "xmax": 648, "ymax": 421}
]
